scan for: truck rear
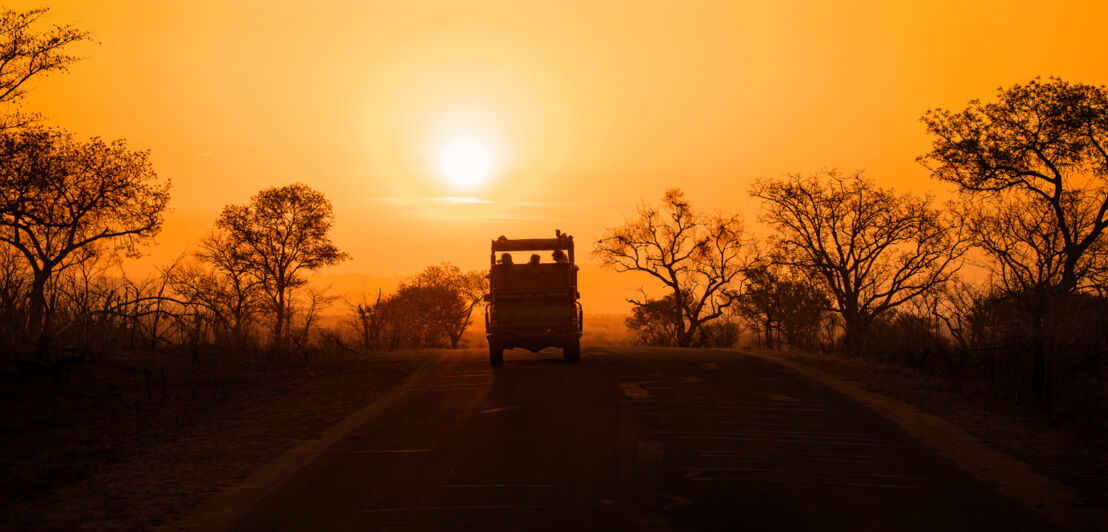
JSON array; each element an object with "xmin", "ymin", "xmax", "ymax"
[{"xmin": 484, "ymin": 233, "xmax": 583, "ymax": 364}]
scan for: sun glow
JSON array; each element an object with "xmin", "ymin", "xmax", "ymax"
[{"xmin": 439, "ymin": 138, "xmax": 493, "ymax": 190}]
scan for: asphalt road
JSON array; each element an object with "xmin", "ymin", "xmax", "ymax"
[{"xmin": 232, "ymin": 347, "xmax": 1053, "ymax": 531}]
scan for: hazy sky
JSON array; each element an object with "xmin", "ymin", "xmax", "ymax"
[{"xmin": 14, "ymin": 1, "xmax": 1108, "ymax": 282}]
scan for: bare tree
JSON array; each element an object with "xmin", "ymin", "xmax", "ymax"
[
  {"xmin": 0, "ymin": 126, "xmax": 169, "ymax": 356},
  {"xmin": 933, "ymin": 276, "xmax": 988, "ymax": 352},
  {"xmin": 920, "ymin": 77, "xmax": 1108, "ymax": 294},
  {"xmin": 594, "ymin": 189, "xmax": 755, "ymax": 347},
  {"xmin": 214, "ymin": 183, "xmax": 348, "ymax": 354},
  {"xmin": 347, "ymin": 288, "xmax": 382, "ymax": 350},
  {"xmin": 751, "ymin": 171, "xmax": 967, "ymax": 354},
  {"xmin": 176, "ymin": 229, "xmax": 266, "ymax": 348},
  {"xmin": 0, "ymin": 7, "xmax": 91, "ymax": 129},
  {"xmin": 287, "ymin": 284, "xmax": 336, "ymax": 364},
  {"xmin": 0, "ymin": 244, "xmax": 29, "ymax": 346}
]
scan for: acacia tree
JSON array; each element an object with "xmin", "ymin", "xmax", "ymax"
[
  {"xmin": 921, "ymin": 78, "xmax": 1108, "ymax": 397},
  {"xmin": 594, "ymin": 189, "xmax": 755, "ymax": 347},
  {"xmin": 962, "ymin": 194, "xmax": 1108, "ymax": 295},
  {"xmin": 751, "ymin": 171, "xmax": 966, "ymax": 354},
  {"xmin": 0, "ymin": 7, "xmax": 90, "ymax": 129},
  {"xmin": 409, "ymin": 262, "xmax": 487, "ymax": 348},
  {"xmin": 920, "ymin": 78, "xmax": 1108, "ymax": 294},
  {"xmin": 215, "ymin": 183, "xmax": 348, "ymax": 354},
  {"xmin": 0, "ymin": 126, "xmax": 169, "ymax": 355}
]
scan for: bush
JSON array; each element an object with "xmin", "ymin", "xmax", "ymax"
[{"xmin": 865, "ymin": 311, "xmax": 951, "ymax": 370}]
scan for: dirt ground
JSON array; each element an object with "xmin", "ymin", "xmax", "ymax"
[
  {"xmin": 765, "ymin": 348, "xmax": 1107, "ymax": 513},
  {"xmin": 0, "ymin": 349, "xmax": 426, "ymax": 531}
]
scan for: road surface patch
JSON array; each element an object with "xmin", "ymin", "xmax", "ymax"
[
  {"xmin": 476, "ymin": 405, "xmax": 522, "ymax": 414},
  {"xmin": 637, "ymin": 440, "xmax": 665, "ymax": 460},
  {"xmin": 439, "ymin": 483, "xmax": 557, "ymax": 488},
  {"xmin": 355, "ymin": 505, "xmax": 559, "ymax": 514},
  {"xmin": 323, "ymin": 449, "xmax": 432, "ymax": 454},
  {"xmin": 618, "ymin": 381, "xmax": 650, "ymax": 399}
]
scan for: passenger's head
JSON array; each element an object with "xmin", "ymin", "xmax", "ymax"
[
  {"xmin": 552, "ymin": 249, "xmax": 568, "ymax": 263},
  {"xmin": 529, "ymin": 254, "xmax": 541, "ymax": 265},
  {"xmin": 500, "ymin": 253, "xmax": 513, "ymax": 265}
]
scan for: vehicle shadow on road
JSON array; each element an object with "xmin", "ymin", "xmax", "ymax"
[{"xmin": 490, "ymin": 349, "xmax": 576, "ymax": 368}]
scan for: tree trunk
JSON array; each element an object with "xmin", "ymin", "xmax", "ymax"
[
  {"xmin": 841, "ymin": 312, "xmax": 868, "ymax": 357},
  {"xmin": 29, "ymin": 268, "xmax": 51, "ymax": 360},
  {"xmin": 147, "ymin": 310, "xmax": 161, "ymax": 351},
  {"xmin": 680, "ymin": 320, "xmax": 699, "ymax": 347},
  {"xmin": 359, "ymin": 310, "xmax": 371, "ymax": 349},
  {"xmin": 1060, "ymin": 254, "xmax": 1079, "ymax": 294},
  {"xmin": 763, "ymin": 316, "xmax": 774, "ymax": 348},
  {"xmin": 272, "ymin": 288, "xmax": 285, "ymax": 357}
]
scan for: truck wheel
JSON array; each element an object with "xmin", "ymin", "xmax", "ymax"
[
  {"xmin": 489, "ymin": 342, "xmax": 504, "ymax": 365},
  {"xmin": 563, "ymin": 340, "xmax": 580, "ymax": 363}
]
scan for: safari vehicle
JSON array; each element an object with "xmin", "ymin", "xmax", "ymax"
[{"xmin": 484, "ymin": 231, "xmax": 583, "ymax": 364}]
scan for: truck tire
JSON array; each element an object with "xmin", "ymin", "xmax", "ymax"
[
  {"xmin": 489, "ymin": 342, "xmax": 504, "ymax": 365},
  {"xmin": 563, "ymin": 339, "xmax": 580, "ymax": 363}
]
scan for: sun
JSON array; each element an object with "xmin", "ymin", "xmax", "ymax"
[{"xmin": 439, "ymin": 138, "xmax": 493, "ymax": 190}]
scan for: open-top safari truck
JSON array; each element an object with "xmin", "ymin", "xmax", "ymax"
[{"xmin": 485, "ymin": 232, "xmax": 583, "ymax": 364}]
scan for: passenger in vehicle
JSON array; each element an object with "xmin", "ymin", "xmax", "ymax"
[
  {"xmin": 552, "ymin": 249, "xmax": 568, "ymax": 263},
  {"xmin": 500, "ymin": 253, "xmax": 513, "ymax": 265},
  {"xmin": 529, "ymin": 254, "xmax": 541, "ymax": 265}
]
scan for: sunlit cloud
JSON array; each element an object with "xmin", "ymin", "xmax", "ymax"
[
  {"xmin": 426, "ymin": 196, "xmax": 492, "ymax": 204},
  {"xmin": 360, "ymin": 195, "xmax": 569, "ymax": 223}
]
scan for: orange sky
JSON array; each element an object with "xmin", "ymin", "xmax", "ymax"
[{"xmin": 11, "ymin": 1, "xmax": 1108, "ymax": 312}]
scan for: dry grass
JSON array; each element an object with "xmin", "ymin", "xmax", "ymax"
[{"xmin": 0, "ymin": 348, "xmax": 425, "ymax": 530}]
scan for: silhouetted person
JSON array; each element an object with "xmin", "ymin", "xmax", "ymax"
[
  {"xmin": 552, "ymin": 249, "xmax": 568, "ymax": 263},
  {"xmin": 529, "ymin": 254, "xmax": 541, "ymax": 265},
  {"xmin": 500, "ymin": 253, "xmax": 513, "ymax": 265}
]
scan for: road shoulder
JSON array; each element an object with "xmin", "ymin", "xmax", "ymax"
[
  {"xmin": 738, "ymin": 349, "xmax": 1106, "ymax": 531},
  {"xmin": 170, "ymin": 351, "xmax": 439, "ymax": 531}
]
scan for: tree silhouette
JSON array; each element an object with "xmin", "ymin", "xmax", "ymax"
[
  {"xmin": 0, "ymin": 8, "xmax": 90, "ymax": 129},
  {"xmin": 921, "ymin": 78, "xmax": 1108, "ymax": 294},
  {"xmin": 921, "ymin": 78, "xmax": 1108, "ymax": 397},
  {"xmin": 0, "ymin": 126, "xmax": 169, "ymax": 356},
  {"xmin": 214, "ymin": 183, "xmax": 348, "ymax": 354},
  {"xmin": 409, "ymin": 263, "xmax": 487, "ymax": 349},
  {"xmin": 167, "ymin": 230, "xmax": 265, "ymax": 352},
  {"xmin": 734, "ymin": 263, "xmax": 828, "ymax": 349},
  {"xmin": 195, "ymin": 229, "xmax": 264, "ymax": 346},
  {"xmin": 752, "ymin": 171, "xmax": 966, "ymax": 354},
  {"xmin": 594, "ymin": 189, "xmax": 754, "ymax": 347},
  {"xmin": 624, "ymin": 292, "xmax": 684, "ymax": 346}
]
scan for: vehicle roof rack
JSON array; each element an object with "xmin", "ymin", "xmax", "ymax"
[
  {"xmin": 491, "ymin": 237, "xmax": 573, "ymax": 252},
  {"xmin": 490, "ymin": 232, "xmax": 575, "ymax": 262}
]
